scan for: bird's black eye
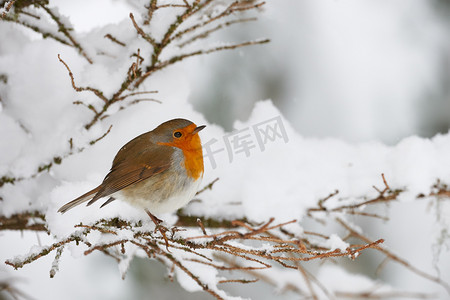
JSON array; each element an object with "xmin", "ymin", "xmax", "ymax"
[{"xmin": 173, "ymin": 131, "xmax": 182, "ymax": 138}]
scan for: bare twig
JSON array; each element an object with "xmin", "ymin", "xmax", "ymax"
[
  {"xmin": 57, "ymin": 54, "xmax": 107, "ymax": 103},
  {"xmin": 197, "ymin": 218, "xmax": 207, "ymax": 235},
  {"xmin": 143, "ymin": 0, "xmax": 158, "ymax": 25},
  {"xmin": 134, "ymin": 38, "xmax": 270, "ymax": 87},
  {"xmin": 196, "ymin": 177, "xmax": 219, "ymax": 195},
  {"xmin": 104, "ymin": 34, "xmax": 126, "ymax": 47},
  {"xmin": 218, "ymin": 278, "xmax": 258, "ymax": 284},
  {"xmin": 336, "ymin": 217, "xmax": 450, "ymax": 294},
  {"xmin": 177, "ymin": 18, "xmax": 257, "ymax": 48},
  {"xmin": 170, "ymin": 1, "xmax": 265, "ymax": 44},
  {"xmin": 39, "ymin": 5, "xmax": 93, "ymax": 63},
  {"xmin": 89, "ymin": 125, "xmax": 113, "ymax": 145},
  {"xmin": 2, "ymin": 15, "xmax": 72, "ymax": 45},
  {"xmin": 308, "ymin": 174, "xmax": 400, "ymax": 216},
  {"xmin": 129, "ymin": 13, "xmax": 157, "ymax": 47}
]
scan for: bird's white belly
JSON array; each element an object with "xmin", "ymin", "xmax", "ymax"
[{"xmin": 115, "ymin": 176, "xmax": 202, "ymax": 214}]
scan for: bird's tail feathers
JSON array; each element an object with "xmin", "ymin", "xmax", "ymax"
[{"xmin": 58, "ymin": 186, "xmax": 101, "ymax": 214}]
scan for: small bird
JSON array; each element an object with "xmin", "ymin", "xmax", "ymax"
[{"xmin": 58, "ymin": 119, "xmax": 205, "ymax": 218}]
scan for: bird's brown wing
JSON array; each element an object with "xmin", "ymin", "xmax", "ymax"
[
  {"xmin": 87, "ymin": 133, "xmax": 174, "ymax": 205},
  {"xmin": 87, "ymin": 161, "xmax": 169, "ymax": 204},
  {"xmin": 58, "ymin": 132, "xmax": 174, "ymax": 213}
]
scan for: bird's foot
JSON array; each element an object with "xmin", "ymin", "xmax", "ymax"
[{"xmin": 145, "ymin": 209, "xmax": 170, "ymax": 251}]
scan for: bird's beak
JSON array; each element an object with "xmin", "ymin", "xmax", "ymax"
[{"xmin": 193, "ymin": 125, "xmax": 206, "ymax": 134}]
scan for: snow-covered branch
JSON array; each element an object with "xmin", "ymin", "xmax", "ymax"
[{"xmin": 3, "ymin": 175, "xmax": 450, "ymax": 299}]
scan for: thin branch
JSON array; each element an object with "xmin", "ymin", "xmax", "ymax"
[
  {"xmin": 164, "ymin": 251, "xmax": 225, "ymax": 300},
  {"xmin": 129, "ymin": 13, "xmax": 157, "ymax": 47},
  {"xmin": 196, "ymin": 177, "xmax": 219, "ymax": 195},
  {"xmin": 2, "ymin": 15, "xmax": 72, "ymax": 46},
  {"xmin": 297, "ymin": 263, "xmax": 319, "ymax": 300},
  {"xmin": 135, "ymin": 38, "xmax": 270, "ymax": 87},
  {"xmin": 157, "ymin": 4, "xmax": 190, "ymax": 8},
  {"xmin": 143, "ymin": 0, "xmax": 158, "ymax": 25},
  {"xmin": 84, "ymin": 239, "xmax": 129, "ymax": 256},
  {"xmin": 57, "ymin": 54, "xmax": 107, "ymax": 103},
  {"xmin": 177, "ymin": 18, "xmax": 257, "ymax": 48},
  {"xmin": 89, "ymin": 125, "xmax": 113, "ymax": 145},
  {"xmin": 0, "ymin": 122, "xmax": 115, "ymax": 187},
  {"xmin": 104, "ymin": 34, "xmax": 126, "ymax": 47},
  {"xmin": 170, "ymin": 1, "xmax": 265, "ymax": 44},
  {"xmin": 39, "ymin": 5, "xmax": 93, "ymax": 64},
  {"xmin": 308, "ymin": 174, "xmax": 400, "ymax": 216},
  {"xmin": 336, "ymin": 217, "xmax": 450, "ymax": 294},
  {"xmin": 116, "ymin": 90, "xmax": 158, "ymax": 101},
  {"xmin": 197, "ymin": 218, "xmax": 207, "ymax": 235},
  {"xmin": 218, "ymin": 278, "xmax": 258, "ymax": 284}
]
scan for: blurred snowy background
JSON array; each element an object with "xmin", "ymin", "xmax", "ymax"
[
  {"xmin": 189, "ymin": 0, "xmax": 450, "ymax": 144},
  {"xmin": 1, "ymin": 0, "xmax": 450, "ymax": 299}
]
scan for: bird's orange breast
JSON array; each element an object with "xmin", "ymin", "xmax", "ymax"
[{"xmin": 182, "ymin": 134, "xmax": 204, "ymax": 180}]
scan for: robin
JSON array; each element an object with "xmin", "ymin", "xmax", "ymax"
[{"xmin": 58, "ymin": 118, "xmax": 205, "ymax": 221}]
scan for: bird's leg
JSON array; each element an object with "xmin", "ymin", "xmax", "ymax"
[
  {"xmin": 145, "ymin": 209, "xmax": 163, "ymax": 224},
  {"xmin": 145, "ymin": 209, "xmax": 170, "ymax": 251}
]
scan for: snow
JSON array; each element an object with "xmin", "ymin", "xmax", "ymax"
[
  {"xmin": 323, "ymin": 234, "xmax": 349, "ymax": 252},
  {"xmin": 1, "ymin": 0, "xmax": 450, "ymax": 299},
  {"xmin": 316, "ymin": 264, "xmax": 391, "ymax": 294},
  {"xmin": 184, "ymin": 100, "xmax": 450, "ymax": 226},
  {"xmin": 51, "ymin": 0, "xmax": 133, "ymax": 33}
]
